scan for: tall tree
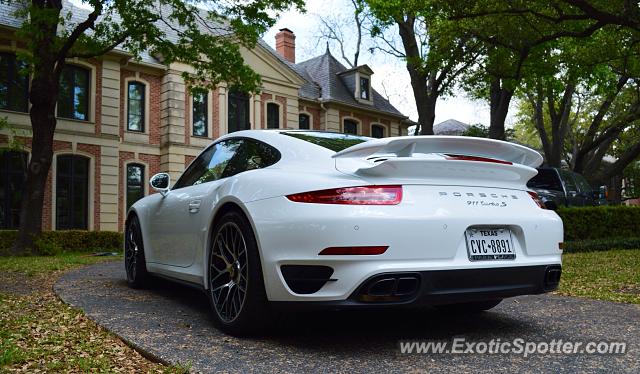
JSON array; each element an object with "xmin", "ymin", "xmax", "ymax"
[
  {"xmin": 447, "ymin": 0, "xmax": 640, "ymax": 140},
  {"xmin": 315, "ymin": 0, "xmax": 369, "ymax": 68},
  {"xmin": 6, "ymin": 0, "xmax": 303, "ymax": 253},
  {"xmin": 514, "ymin": 25, "xmax": 640, "ymax": 182},
  {"xmin": 366, "ymin": 0, "xmax": 481, "ymax": 135}
]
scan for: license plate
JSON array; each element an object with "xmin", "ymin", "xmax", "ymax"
[{"xmin": 465, "ymin": 227, "xmax": 516, "ymax": 261}]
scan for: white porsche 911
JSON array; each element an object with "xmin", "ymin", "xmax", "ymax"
[{"xmin": 125, "ymin": 130, "xmax": 563, "ymax": 335}]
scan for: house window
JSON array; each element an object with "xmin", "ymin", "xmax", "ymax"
[
  {"xmin": 344, "ymin": 119, "xmax": 358, "ymax": 135},
  {"xmin": 56, "ymin": 155, "xmax": 89, "ymax": 230},
  {"xmin": 372, "ymin": 124, "xmax": 385, "ymax": 138},
  {"xmin": 192, "ymin": 91, "xmax": 208, "ymax": 137},
  {"xmin": 0, "ymin": 53, "xmax": 29, "ymax": 112},
  {"xmin": 228, "ymin": 90, "xmax": 250, "ymax": 133},
  {"xmin": 299, "ymin": 113, "xmax": 310, "ymax": 130},
  {"xmin": 267, "ymin": 102, "xmax": 280, "ymax": 129},
  {"xmin": 127, "ymin": 81, "xmax": 145, "ymax": 132},
  {"xmin": 58, "ymin": 65, "xmax": 90, "ymax": 121},
  {"xmin": 359, "ymin": 77, "xmax": 370, "ymax": 100},
  {"xmin": 126, "ymin": 164, "xmax": 145, "ymax": 212},
  {"xmin": 0, "ymin": 151, "xmax": 27, "ymax": 229}
]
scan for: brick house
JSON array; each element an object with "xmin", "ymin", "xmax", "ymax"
[{"xmin": 0, "ymin": 3, "xmax": 409, "ymax": 232}]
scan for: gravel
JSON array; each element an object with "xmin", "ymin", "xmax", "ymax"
[{"xmin": 55, "ymin": 261, "xmax": 640, "ymax": 373}]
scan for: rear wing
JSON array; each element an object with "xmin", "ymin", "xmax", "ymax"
[{"xmin": 332, "ymin": 136, "xmax": 543, "ymax": 168}]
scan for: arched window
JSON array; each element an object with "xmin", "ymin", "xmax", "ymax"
[
  {"xmin": 266, "ymin": 102, "xmax": 280, "ymax": 129},
  {"xmin": 56, "ymin": 155, "xmax": 89, "ymax": 230},
  {"xmin": 127, "ymin": 81, "xmax": 145, "ymax": 132},
  {"xmin": 299, "ymin": 113, "xmax": 310, "ymax": 130},
  {"xmin": 58, "ymin": 65, "xmax": 90, "ymax": 121},
  {"xmin": 343, "ymin": 119, "xmax": 358, "ymax": 135},
  {"xmin": 126, "ymin": 163, "xmax": 145, "ymax": 211},
  {"xmin": 372, "ymin": 124, "xmax": 385, "ymax": 138},
  {"xmin": 192, "ymin": 91, "xmax": 208, "ymax": 137},
  {"xmin": 0, "ymin": 53, "xmax": 29, "ymax": 112},
  {"xmin": 0, "ymin": 151, "xmax": 27, "ymax": 229}
]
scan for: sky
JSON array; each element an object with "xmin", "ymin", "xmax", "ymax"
[{"xmin": 262, "ymin": 0, "xmax": 502, "ymax": 126}]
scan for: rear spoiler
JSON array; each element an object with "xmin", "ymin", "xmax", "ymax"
[{"xmin": 332, "ymin": 136, "xmax": 543, "ymax": 168}]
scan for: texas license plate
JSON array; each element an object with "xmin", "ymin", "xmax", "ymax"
[{"xmin": 465, "ymin": 227, "xmax": 516, "ymax": 261}]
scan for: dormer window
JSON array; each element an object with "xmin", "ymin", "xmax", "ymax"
[{"xmin": 359, "ymin": 77, "xmax": 370, "ymax": 100}]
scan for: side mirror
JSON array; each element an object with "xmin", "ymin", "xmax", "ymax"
[{"xmin": 150, "ymin": 172, "xmax": 170, "ymax": 196}]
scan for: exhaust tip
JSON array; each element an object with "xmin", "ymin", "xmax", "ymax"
[{"xmin": 544, "ymin": 266, "xmax": 562, "ymax": 291}]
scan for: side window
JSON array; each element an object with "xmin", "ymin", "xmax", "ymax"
[
  {"xmin": 559, "ymin": 169, "xmax": 577, "ymax": 193},
  {"xmin": 344, "ymin": 119, "xmax": 358, "ymax": 135},
  {"xmin": 173, "ymin": 139, "xmax": 242, "ymax": 189},
  {"xmin": 222, "ymin": 139, "xmax": 281, "ymax": 178},
  {"xmin": 573, "ymin": 173, "xmax": 593, "ymax": 194},
  {"xmin": 371, "ymin": 124, "xmax": 385, "ymax": 138},
  {"xmin": 58, "ymin": 65, "xmax": 90, "ymax": 121},
  {"xmin": 267, "ymin": 103, "xmax": 280, "ymax": 129}
]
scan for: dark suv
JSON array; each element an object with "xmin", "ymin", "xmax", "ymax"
[{"xmin": 527, "ymin": 167, "xmax": 605, "ymax": 209}]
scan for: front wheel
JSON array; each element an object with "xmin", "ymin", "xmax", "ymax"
[
  {"xmin": 207, "ymin": 210, "xmax": 271, "ymax": 336},
  {"xmin": 124, "ymin": 215, "xmax": 150, "ymax": 288}
]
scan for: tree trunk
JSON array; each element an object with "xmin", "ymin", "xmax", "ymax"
[
  {"xmin": 396, "ymin": 15, "xmax": 436, "ymax": 135},
  {"xmin": 488, "ymin": 78, "xmax": 513, "ymax": 140},
  {"xmin": 419, "ymin": 95, "xmax": 437, "ymax": 135},
  {"xmin": 11, "ymin": 1, "xmax": 62, "ymax": 254},
  {"xmin": 11, "ymin": 75, "xmax": 59, "ymax": 254}
]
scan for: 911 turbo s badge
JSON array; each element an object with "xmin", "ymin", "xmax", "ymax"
[{"xmin": 439, "ymin": 191, "xmax": 518, "ymax": 208}]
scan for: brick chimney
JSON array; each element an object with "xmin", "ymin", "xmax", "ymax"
[{"xmin": 275, "ymin": 28, "xmax": 296, "ymax": 63}]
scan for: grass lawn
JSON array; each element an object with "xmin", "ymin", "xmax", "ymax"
[
  {"xmin": 556, "ymin": 249, "xmax": 640, "ymax": 304},
  {"xmin": 0, "ymin": 252, "xmax": 187, "ymax": 373}
]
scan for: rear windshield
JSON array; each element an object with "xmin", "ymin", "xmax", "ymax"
[
  {"xmin": 282, "ymin": 131, "xmax": 370, "ymax": 152},
  {"xmin": 527, "ymin": 169, "xmax": 563, "ymax": 191}
]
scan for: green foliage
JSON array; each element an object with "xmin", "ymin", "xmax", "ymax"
[
  {"xmin": 10, "ymin": 0, "xmax": 304, "ymax": 94},
  {"xmin": 563, "ymin": 237, "xmax": 640, "ymax": 253},
  {"xmin": 461, "ymin": 124, "xmax": 489, "ymax": 138},
  {"xmin": 0, "ymin": 230, "xmax": 122, "ymax": 256},
  {"xmin": 461, "ymin": 123, "xmax": 516, "ymax": 140},
  {"xmin": 557, "ymin": 206, "xmax": 640, "ymax": 241},
  {"xmin": 0, "ymin": 117, "xmax": 26, "ymax": 152}
]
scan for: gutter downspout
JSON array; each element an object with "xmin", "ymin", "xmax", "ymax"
[{"xmin": 319, "ymin": 98, "xmax": 328, "ymax": 131}]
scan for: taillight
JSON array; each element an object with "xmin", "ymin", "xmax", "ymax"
[
  {"xmin": 527, "ymin": 191, "xmax": 546, "ymax": 209},
  {"xmin": 319, "ymin": 246, "xmax": 389, "ymax": 255},
  {"xmin": 445, "ymin": 154, "xmax": 513, "ymax": 165},
  {"xmin": 287, "ymin": 185, "xmax": 402, "ymax": 205}
]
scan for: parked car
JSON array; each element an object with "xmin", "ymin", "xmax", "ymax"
[
  {"xmin": 125, "ymin": 132, "xmax": 563, "ymax": 335},
  {"xmin": 527, "ymin": 167, "xmax": 606, "ymax": 209}
]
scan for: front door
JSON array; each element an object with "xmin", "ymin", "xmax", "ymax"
[{"xmin": 147, "ymin": 139, "xmax": 243, "ymax": 267}]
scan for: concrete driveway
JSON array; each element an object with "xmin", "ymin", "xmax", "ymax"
[{"xmin": 54, "ymin": 261, "xmax": 639, "ymax": 373}]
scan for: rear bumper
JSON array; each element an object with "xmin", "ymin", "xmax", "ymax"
[{"xmin": 271, "ymin": 264, "xmax": 561, "ymax": 310}]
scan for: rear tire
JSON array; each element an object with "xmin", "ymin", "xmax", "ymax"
[
  {"xmin": 124, "ymin": 215, "xmax": 150, "ymax": 288},
  {"xmin": 207, "ymin": 210, "xmax": 272, "ymax": 336},
  {"xmin": 436, "ymin": 299, "xmax": 502, "ymax": 313}
]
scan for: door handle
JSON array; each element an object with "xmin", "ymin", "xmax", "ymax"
[{"xmin": 188, "ymin": 200, "xmax": 201, "ymax": 213}]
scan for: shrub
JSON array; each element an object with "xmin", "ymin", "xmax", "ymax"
[
  {"xmin": 0, "ymin": 230, "xmax": 122, "ymax": 256},
  {"xmin": 557, "ymin": 206, "xmax": 640, "ymax": 241},
  {"xmin": 563, "ymin": 237, "xmax": 640, "ymax": 253}
]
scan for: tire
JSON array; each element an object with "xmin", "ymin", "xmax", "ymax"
[
  {"xmin": 124, "ymin": 215, "xmax": 150, "ymax": 288},
  {"xmin": 435, "ymin": 299, "xmax": 502, "ymax": 313},
  {"xmin": 207, "ymin": 210, "xmax": 271, "ymax": 336}
]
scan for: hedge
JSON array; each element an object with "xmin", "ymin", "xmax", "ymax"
[
  {"xmin": 0, "ymin": 230, "xmax": 122, "ymax": 256},
  {"xmin": 562, "ymin": 237, "xmax": 640, "ymax": 253},
  {"xmin": 557, "ymin": 206, "xmax": 640, "ymax": 242}
]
